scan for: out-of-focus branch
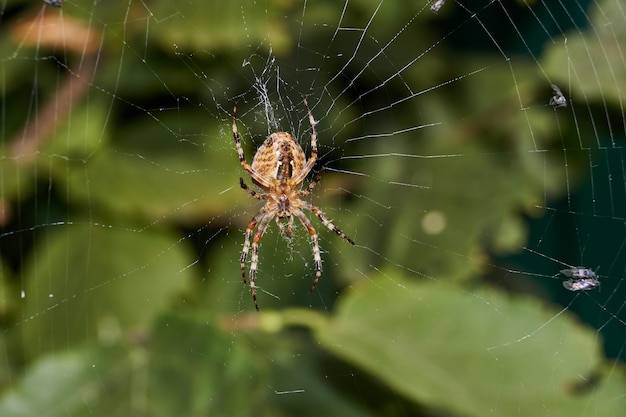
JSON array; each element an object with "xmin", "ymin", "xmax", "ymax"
[{"xmin": 9, "ymin": 11, "xmax": 102, "ymax": 161}]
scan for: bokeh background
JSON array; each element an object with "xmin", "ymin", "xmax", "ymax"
[{"xmin": 0, "ymin": 1, "xmax": 624, "ymax": 416}]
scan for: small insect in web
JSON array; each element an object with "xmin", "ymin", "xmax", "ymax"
[
  {"xmin": 562, "ymin": 278, "xmax": 600, "ymax": 292},
  {"xmin": 560, "ymin": 266, "xmax": 600, "ymax": 292},
  {"xmin": 43, "ymin": 0, "xmax": 64, "ymax": 7},
  {"xmin": 549, "ymin": 84, "xmax": 567, "ymax": 108},
  {"xmin": 430, "ymin": 0, "xmax": 446, "ymax": 13},
  {"xmin": 232, "ymin": 98, "xmax": 355, "ymax": 310},
  {"xmin": 560, "ymin": 266, "xmax": 598, "ymax": 280}
]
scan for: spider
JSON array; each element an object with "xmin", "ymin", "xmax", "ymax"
[{"xmin": 232, "ymin": 99, "xmax": 354, "ymax": 310}]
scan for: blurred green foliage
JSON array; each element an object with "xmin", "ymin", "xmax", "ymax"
[{"xmin": 0, "ymin": 0, "xmax": 624, "ymax": 416}]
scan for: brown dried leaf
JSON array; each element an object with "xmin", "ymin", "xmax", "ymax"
[{"xmin": 11, "ymin": 12, "xmax": 101, "ymax": 54}]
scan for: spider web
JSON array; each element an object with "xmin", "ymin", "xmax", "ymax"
[{"xmin": 0, "ymin": 0, "xmax": 625, "ymax": 416}]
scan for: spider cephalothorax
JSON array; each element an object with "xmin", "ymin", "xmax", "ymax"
[{"xmin": 233, "ymin": 99, "xmax": 354, "ymax": 310}]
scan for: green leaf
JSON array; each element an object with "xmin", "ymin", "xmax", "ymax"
[
  {"xmin": 147, "ymin": 313, "xmax": 370, "ymax": 417},
  {"xmin": 146, "ymin": 313, "xmax": 373, "ymax": 417},
  {"xmin": 543, "ymin": 0, "xmax": 626, "ymax": 105},
  {"xmin": 0, "ymin": 345, "xmax": 133, "ymax": 417},
  {"xmin": 146, "ymin": 314, "xmax": 267, "ymax": 417},
  {"xmin": 0, "ymin": 313, "xmax": 374, "ymax": 417},
  {"xmin": 146, "ymin": 0, "xmax": 293, "ymax": 54},
  {"xmin": 38, "ymin": 97, "xmax": 109, "ymax": 159},
  {"xmin": 0, "ymin": 155, "xmax": 36, "ymax": 203},
  {"xmin": 55, "ymin": 108, "xmax": 242, "ymax": 223},
  {"xmin": 20, "ymin": 223, "xmax": 192, "ymax": 357},
  {"xmin": 0, "ymin": 259, "xmax": 15, "ymax": 318},
  {"xmin": 309, "ymin": 273, "xmax": 626, "ymax": 417}
]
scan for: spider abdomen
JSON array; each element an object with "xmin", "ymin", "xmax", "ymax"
[{"xmin": 251, "ymin": 132, "xmax": 306, "ymax": 183}]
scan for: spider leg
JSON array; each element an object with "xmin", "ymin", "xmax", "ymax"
[
  {"xmin": 240, "ymin": 177, "xmax": 264, "ymax": 201},
  {"xmin": 303, "ymin": 98, "xmax": 317, "ymax": 160},
  {"xmin": 292, "ymin": 98, "xmax": 318, "ymax": 184},
  {"xmin": 232, "ymin": 105, "xmax": 272, "ymax": 188},
  {"xmin": 299, "ymin": 171, "xmax": 322, "ymax": 197},
  {"xmin": 293, "ymin": 209, "xmax": 323, "ymax": 293},
  {"xmin": 240, "ymin": 218, "xmax": 257, "ymax": 286},
  {"xmin": 304, "ymin": 202, "xmax": 355, "ymax": 245},
  {"xmin": 246, "ymin": 211, "xmax": 273, "ymax": 311},
  {"xmin": 276, "ymin": 216, "xmax": 294, "ymax": 238}
]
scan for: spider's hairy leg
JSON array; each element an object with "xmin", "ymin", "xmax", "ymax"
[
  {"xmin": 240, "ymin": 218, "xmax": 257, "ymax": 286},
  {"xmin": 299, "ymin": 172, "xmax": 322, "ymax": 197},
  {"xmin": 240, "ymin": 177, "xmax": 263, "ymax": 200},
  {"xmin": 276, "ymin": 216, "xmax": 294, "ymax": 238},
  {"xmin": 232, "ymin": 105, "xmax": 250, "ymax": 170},
  {"xmin": 294, "ymin": 209, "xmax": 323, "ymax": 293},
  {"xmin": 232, "ymin": 104, "xmax": 271, "ymax": 188},
  {"xmin": 303, "ymin": 98, "xmax": 317, "ymax": 160},
  {"xmin": 247, "ymin": 212, "xmax": 273, "ymax": 311},
  {"xmin": 293, "ymin": 98, "xmax": 318, "ymax": 184},
  {"xmin": 307, "ymin": 203, "xmax": 355, "ymax": 245}
]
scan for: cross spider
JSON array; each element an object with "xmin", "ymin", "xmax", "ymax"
[{"xmin": 232, "ymin": 99, "xmax": 354, "ymax": 310}]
